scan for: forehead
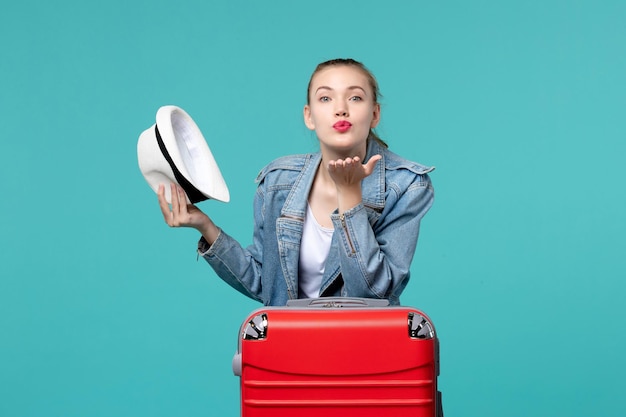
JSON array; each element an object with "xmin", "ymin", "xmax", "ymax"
[{"xmin": 310, "ymin": 65, "xmax": 371, "ymax": 91}]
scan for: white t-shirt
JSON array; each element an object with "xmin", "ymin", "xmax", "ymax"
[{"xmin": 298, "ymin": 204, "xmax": 334, "ymax": 298}]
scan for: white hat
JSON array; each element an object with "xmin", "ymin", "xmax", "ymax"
[{"xmin": 137, "ymin": 105, "xmax": 230, "ymax": 204}]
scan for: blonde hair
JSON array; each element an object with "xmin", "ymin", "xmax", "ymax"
[{"xmin": 306, "ymin": 58, "xmax": 388, "ymax": 148}]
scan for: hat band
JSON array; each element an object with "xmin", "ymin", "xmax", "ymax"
[{"xmin": 155, "ymin": 125, "xmax": 207, "ymax": 204}]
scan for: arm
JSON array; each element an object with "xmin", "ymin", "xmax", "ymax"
[
  {"xmin": 330, "ymin": 175, "xmax": 435, "ymax": 302},
  {"xmin": 198, "ymin": 184, "xmax": 267, "ymax": 302},
  {"xmin": 158, "ymin": 182, "xmax": 266, "ymax": 302}
]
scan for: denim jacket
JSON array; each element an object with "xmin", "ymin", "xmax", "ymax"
[{"xmin": 198, "ymin": 139, "xmax": 435, "ymax": 306}]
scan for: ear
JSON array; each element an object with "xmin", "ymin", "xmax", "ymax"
[
  {"xmin": 370, "ymin": 103, "xmax": 381, "ymax": 129},
  {"xmin": 303, "ymin": 105, "xmax": 316, "ymax": 130}
]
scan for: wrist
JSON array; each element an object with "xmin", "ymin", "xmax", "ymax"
[
  {"xmin": 198, "ymin": 218, "xmax": 220, "ymax": 244},
  {"xmin": 336, "ymin": 183, "xmax": 362, "ymax": 214}
]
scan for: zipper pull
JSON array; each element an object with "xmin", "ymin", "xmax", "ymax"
[{"xmin": 339, "ymin": 213, "xmax": 356, "ymax": 254}]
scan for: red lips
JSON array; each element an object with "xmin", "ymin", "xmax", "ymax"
[{"xmin": 333, "ymin": 120, "xmax": 352, "ymax": 132}]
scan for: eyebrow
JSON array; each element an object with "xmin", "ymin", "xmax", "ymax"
[{"xmin": 315, "ymin": 85, "xmax": 368, "ymax": 95}]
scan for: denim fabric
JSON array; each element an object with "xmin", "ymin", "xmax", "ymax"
[{"xmin": 198, "ymin": 139, "xmax": 435, "ymax": 306}]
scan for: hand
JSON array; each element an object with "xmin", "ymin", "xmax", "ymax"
[
  {"xmin": 327, "ymin": 154, "xmax": 382, "ymax": 189},
  {"xmin": 157, "ymin": 183, "xmax": 220, "ymax": 243},
  {"xmin": 327, "ymin": 154, "xmax": 382, "ymax": 213}
]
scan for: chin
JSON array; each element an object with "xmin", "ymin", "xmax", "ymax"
[{"xmin": 321, "ymin": 141, "xmax": 366, "ymax": 157}]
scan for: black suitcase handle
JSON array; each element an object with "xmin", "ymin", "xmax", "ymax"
[{"xmin": 286, "ymin": 297, "xmax": 390, "ymax": 308}]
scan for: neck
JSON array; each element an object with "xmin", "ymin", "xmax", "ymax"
[{"xmin": 316, "ymin": 157, "xmax": 335, "ymax": 187}]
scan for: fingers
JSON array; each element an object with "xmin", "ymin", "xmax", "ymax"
[
  {"xmin": 363, "ymin": 154, "xmax": 382, "ymax": 175},
  {"xmin": 171, "ymin": 183, "xmax": 185, "ymax": 215},
  {"xmin": 328, "ymin": 155, "xmax": 380, "ymax": 175},
  {"xmin": 328, "ymin": 157, "xmax": 357, "ymax": 172},
  {"xmin": 171, "ymin": 184, "xmax": 191, "ymax": 227},
  {"xmin": 157, "ymin": 184, "xmax": 173, "ymax": 223},
  {"xmin": 157, "ymin": 183, "xmax": 189, "ymax": 227}
]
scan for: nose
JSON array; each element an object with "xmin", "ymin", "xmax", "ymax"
[{"xmin": 335, "ymin": 106, "xmax": 348, "ymax": 117}]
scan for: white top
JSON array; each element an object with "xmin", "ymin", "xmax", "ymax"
[{"xmin": 298, "ymin": 204, "xmax": 334, "ymax": 298}]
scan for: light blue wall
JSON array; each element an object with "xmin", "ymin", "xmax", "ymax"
[{"xmin": 1, "ymin": 1, "xmax": 624, "ymax": 416}]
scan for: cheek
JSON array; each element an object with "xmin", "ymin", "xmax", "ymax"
[
  {"xmin": 310, "ymin": 109, "xmax": 330, "ymax": 125},
  {"xmin": 356, "ymin": 109, "xmax": 376, "ymax": 126}
]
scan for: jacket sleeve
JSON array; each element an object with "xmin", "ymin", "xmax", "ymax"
[
  {"xmin": 329, "ymin": 173, "xmax": 434, "ymax": 304},
  {"xmin": 198, "ymin": 185, "xmax": 267, "ymax": 303}
]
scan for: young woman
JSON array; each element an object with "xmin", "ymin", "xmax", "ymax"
[{"xmin": 158, "ymin": 58, "xmax": 435, "ymax": 306}]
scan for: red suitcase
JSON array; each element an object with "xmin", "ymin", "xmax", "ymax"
[{"xmin": 232, "ymin": 298, "xmax": 442, "ymax": 417}]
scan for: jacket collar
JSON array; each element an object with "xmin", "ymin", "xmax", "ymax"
[{"xmin": 361, "ymin": 139, "xmax": 386, "ymax": 210}]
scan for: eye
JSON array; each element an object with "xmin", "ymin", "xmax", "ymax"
[
  {"xmin": 319, "ymin": 96, "xmax": 331, "ymax": 103},
  {"xmin": 349, "ymin": 96, "xmax": 363, "ymax": 102}
]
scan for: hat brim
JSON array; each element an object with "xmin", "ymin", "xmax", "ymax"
[{"xmin": 137, "ymin": 105, "xmax": 230, "ymax": 204}]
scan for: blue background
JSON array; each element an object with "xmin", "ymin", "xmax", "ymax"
[{"xmin": 1, "ymin": 1, "xmax": 625, "ymax": 416}]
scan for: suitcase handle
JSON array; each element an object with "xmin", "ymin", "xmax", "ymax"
[{"xmin": 286, "ymin": 297, "xmax": 390, "ymax": 308}]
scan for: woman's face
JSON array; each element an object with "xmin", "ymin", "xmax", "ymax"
[{"xmin": 304, "ymin": 65, "xmax": 380, "ymax": 158}]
